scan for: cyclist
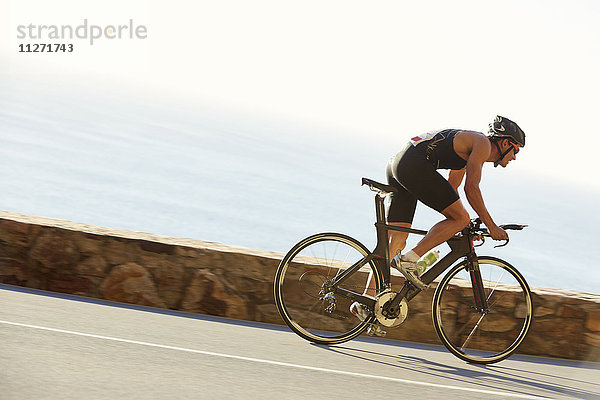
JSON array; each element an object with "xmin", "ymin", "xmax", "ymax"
[{"xmin": 351, "ymin": 116, "xmax": 525, "ymax": 324}]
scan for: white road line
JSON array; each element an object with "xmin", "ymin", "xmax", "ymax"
[{"xmin": 1, "ymin": 319, "xmax": 550, "ymax": 400}]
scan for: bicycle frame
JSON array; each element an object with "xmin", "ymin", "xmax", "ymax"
[
  {"xmin": 275, "ymin": 178, "xmax": 531, "ymax": 363},
  {"xmin": 329, "ymin": 193, "xmax": 490, "ymax": 313}
]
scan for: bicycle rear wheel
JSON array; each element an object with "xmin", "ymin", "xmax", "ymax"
[
  {"xmin": 274, "ymin": 233, "xmax": 382, "ymax": 344},
  {"xmin": 432, "ymin": 256, "xmax": 533, "ymax": 364}
]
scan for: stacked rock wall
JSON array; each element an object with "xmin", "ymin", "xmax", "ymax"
[{"xmin": 0, "ymin": 211, "xmax": 598, "ymax": 361}]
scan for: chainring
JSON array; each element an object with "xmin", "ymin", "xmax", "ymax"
[{"xmin": 374, "ymin": 290, "xmax": 409, "ymax": 327}]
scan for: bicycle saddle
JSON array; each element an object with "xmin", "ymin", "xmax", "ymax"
[{"xmin": 361, "ymin": 178, "xmax": 398, "ymax": 194}]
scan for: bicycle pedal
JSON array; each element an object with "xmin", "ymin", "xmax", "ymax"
[{"xmin": 366, "ymin": 324, "xmax": 387, "ymax": 337}]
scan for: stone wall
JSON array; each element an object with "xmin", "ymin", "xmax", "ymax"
[{"xmin": 1, "ymin": 210, "xmax": 598, "ymax": 361}]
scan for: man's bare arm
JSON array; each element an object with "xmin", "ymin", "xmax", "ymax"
[
  {"xmin": 448, "ymin": 169, "xmax": 465, "ymax": 192},
  {"xmin": 463, "ymin": 136, "xmax": 508, "ymax": 240}
]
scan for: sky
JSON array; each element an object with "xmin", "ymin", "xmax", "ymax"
[{"xmin": 3, "ymin": 0, "xmax": 600, "ymax": 189}]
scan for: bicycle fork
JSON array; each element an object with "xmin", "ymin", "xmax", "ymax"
[{"xmin": 467, "ymin": 255, "xmax": 489, "ymax": 313}]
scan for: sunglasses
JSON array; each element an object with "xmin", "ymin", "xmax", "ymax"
[{"xmin": 509, "ymin": 141, "xmax": 520, "ymax": 154}]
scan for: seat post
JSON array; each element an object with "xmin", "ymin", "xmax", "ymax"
[
  {"xmin": 373, "ymin": 194, "xmax": 389, "ymax": 260},
  {"xmin": 374, "ymin": 193, "xmax": 386, "ymax": 224}
]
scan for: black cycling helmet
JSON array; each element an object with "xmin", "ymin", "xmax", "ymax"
[
  {"xmin": 488, "ymin": 116, "xmax": 526, "ymax": 167},
  {"xmin": 488, "ymin": 115, "xmax": 526, "ymax": 147}
]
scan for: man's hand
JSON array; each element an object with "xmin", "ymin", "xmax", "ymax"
[{"xmin": 488, "ymin": 224, "xmax": 508, "ymax": 241}]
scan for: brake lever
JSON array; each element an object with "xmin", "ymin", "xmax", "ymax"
[
  {"xmin": 494, "ymin": 235, "xmax": 510, "ymax": 248},
  {"xmin": 493, "ymin": 223, "xmax": 527, "ymax": 247},
  {"xmin": 475, "ymin": 222, "xmax": 523, "ymax": 248},
  {"xmin": 478, "ymin": 228, "xmax": 509, "ymax": 248},
  {"xmin": 474, "ymin": 236, "xmax": 485, "ymax": 247}
]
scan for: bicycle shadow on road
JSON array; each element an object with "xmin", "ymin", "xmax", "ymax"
[{"xmin": 312, "ymin": 342, "xmax": 600, "ymax": 400}]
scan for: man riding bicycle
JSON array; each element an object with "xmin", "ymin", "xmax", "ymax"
[{"xmin": 351, "ymin": 116, "xmax": 526, "ymax": 322}]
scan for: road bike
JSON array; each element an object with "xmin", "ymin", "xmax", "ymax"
[{"xmin": 274, "ymin": 178, "xmax": 533, "ymax": 364}]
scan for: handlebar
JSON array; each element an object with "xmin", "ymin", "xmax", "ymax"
[{"xmin": 469, "ymin": 218, "xmax": 528, "ymax": 248}]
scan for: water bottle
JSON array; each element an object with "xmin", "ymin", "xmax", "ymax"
[{"xmin": 416, "ymin": 250, "xmax": 440, "ymax": 275}]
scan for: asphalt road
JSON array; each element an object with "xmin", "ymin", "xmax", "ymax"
[{"xmin": 1, "ymin": 284, "xmax": 598, "ymax": 400}]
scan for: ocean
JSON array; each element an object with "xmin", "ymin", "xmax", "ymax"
[{"xmin": 1, "ymin": 79, "xmax": 598, "ymax": 293}]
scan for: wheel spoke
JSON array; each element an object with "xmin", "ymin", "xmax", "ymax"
[
  {"xmin": 487, "ymin": 291, "xmax": 507, "ymax": 310},
  {"xmin": 448, "ymin": 309, "xmax": 483, "ymax": 340},
  {"xmin": 485, "ymin": 268, "xmax": 507, "ymax": 304},
  {"xmin": 461, "ymin": 313, "xmax": 486, "ymax": 350}
]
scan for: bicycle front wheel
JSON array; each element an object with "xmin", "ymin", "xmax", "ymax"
[
  {"xmin": 432, "ymin": 256, "xmax": 533, "ymax": 364},
  {"xmin": 274, "ymin": 233, "xmax": 382, "ymax": 344}
]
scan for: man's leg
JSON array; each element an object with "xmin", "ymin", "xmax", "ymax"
[
  {"xmin": 363, "ymin": 222, "xmax": 410, "ymax": 296},
  {"xmin": 391, "ymin": 199, "xmax": 469, "ymax": 289},
  {"xmin": 353, "ymin": 221, "xmax": 411, "ymax": 335},
  {"xmin": 410, "ymin": 199, "xmax": 470, "ymax": 258},
  {"xmin": 353, "ymin": 149, "xmax": 415, "ymax": 327},
  {"xmin": 389, "ymin": 222, "xmax": 411, "ymax": 258}
]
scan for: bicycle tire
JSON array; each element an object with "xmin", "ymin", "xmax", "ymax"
[
  {"xmin": 432, "ymin": 256, "xmax": 533, "ymax": 364},
  {"xmin": 274, "ymin": 232, "xmax": 383, "ymax": 344}
]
